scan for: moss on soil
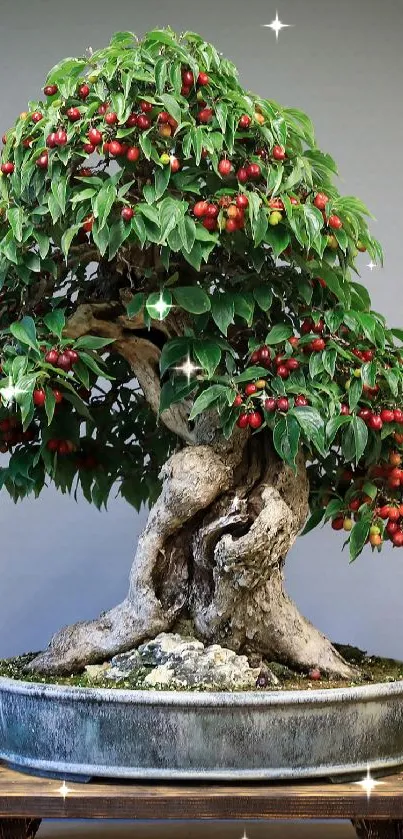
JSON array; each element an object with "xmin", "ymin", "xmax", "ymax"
[{"xmin": 0, "ymin": 644, "xmax": 403, "ymax": 692}]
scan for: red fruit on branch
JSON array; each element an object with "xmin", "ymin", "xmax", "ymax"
[
  {"xmin": 218, "ymin": 158, "xmax": 233, "ymax": 176},
  {"xmin": 236, "ymin": 167, "xmax": 248, "ymax": 183},
  {"xmin": 83, "ymin": 143, "xmax": 95, "ymax": 154},
  {"xmin": 78, "ymin": 84, "xmax": 90, "ymax": 99},
  {"xmin": 140, "ymin": 100, "xmax": 153, "ymax": 112},
  {"xmin": 121, "ymin": 206, "xmax": 134, "ymax": 222},
  {"xmin": 31, "ymin": 111, "xmax": 43, "ymax": 123},
  {"xmin": 394, "ymin": 409, "xmax": 403, "ymax": 424},
  {"xmin": 225, "ymin": 218, "xmax": 238, "ymax": 233},
  {"xmin": 264, "ymin": 397, "xmax": 277, "ymax": 412},
  {"xmin": 198, "ymin": 108, "xmax": 213, "ymax": 123},
  {"xmin": 286, "ymin": 358, "xmax": 300, "ymax": 371},
  {"xmin": 277, "ymin": 365, "xmax": 289, "ymax": 379},
  {"xmin": 197, "ymin": 72, "xmax": 209, "ymax": 86},
  {"xmin": 245, "ymin": 383, "xmax": 257, "ymax": 395},
  {"xmin": 170, "ymin": 155, "xmax": 180, "ymax": 172},
  {"xmin": 340, "ymin": 404, "xmax": 350, "ymax": 415},
  {"xmin": 369, "ymin": 414, "xmax": 383, "ymax": 431},
  {"xmin": 202, "ymin": 216, "xmax": 217, "ymax": 231},
  {"xmin": 105, "ymin": 111, "xmax": 118, "ymax": 125},
  {"xmin": 66, "ymin": 107, "xmax": 81, "ymax": 122},
  {"xmin": 313, "ymin": 193, "xmax": 329, "ymax": 210},
  {"xmin": 33, "ymin": 389, "xmax": 46, "ymax": 407},
  {"xmin": 233, "ymin": 394, "xmax": 243, "ymax": 407},
  {"xmin": 47, "ymin": 439, "xmax": 59, "ymax": 452},
  {"xmin": 237, "ymin": 412, "xmax": 249, "ymax": 428},
  {"xmin": 66, "ymin": 349, "xmax": 79, "ymax": 364},
  {"xmin": 238, "ymin": 114, "xmax": 251, "ymax": 129},
  {"xmin": 1, "ymin": 162, "xmax": 14, "ymax": 175},
  {"xmin": 206, "ymin": 203, "xmax": 219, "ymax": 218},
  {"xmin": 98, "ymin": 103, "xmax": 108, "ymax": 115},
  {"xmin": 236, "ymin": 194, "xmax": 249, "ymax": 209},
  {"xmin": 277, "ymin": 397, "xmax": 289, "ymax": 412},
  {"xmin": 36, "ymin": 152, "xmax": 48, "ymax": 169},
  {"xmin": 387, "ymin": 521, "xmax": 399, "ymax": 535},
  {"xmin": 82, "ymin": 214, "xmax": 94, "ymax": 232},
  {"xmin": 331, "ymin": 517, "xmax": 344, "ymax": 531},
  {"xmin": 109, "ymin": 140, "xmax": 123, "ymax": 156},
  {"xmin": 193, "ymin": 200, "xmax": 209, "ymax": 218},
  {"xmin": 55, "ymin": 128, "xmax": 67, "ymax": 146},
  {"xmin": 311, "ymin": 338, "xmax": 326, "ymax": 351},
  {"xmin": 246, "ymin": 163, "xmax": 261, "ymax": 179},
  {"xmin": 329, "ymin": 214, "xmax": 343, "ymax": 229},
  {"xmin": 88, "ymin": 127, "xmax": 102, "ymax": 146},
  {"xmin": 248, "ymin": 411, "xmax": 263, "ymax": 429},
  {"xmin": 126, "ymin": 146, "xmax": 140, "ymax": 162},
  {"xmin": 392, "ymin": 531, "xmax": 403, "ymax": 547},
  {"xmin": 45, "ymin": 349, "xmax": 59, "ymax": 365},
  {"xmin": 182, "ymin": 69, "xmax": 194, "ymax": 86},
  {"xmin": 137, "ymin": 114, "xmax": 151, "ymax": 130},
  {"xmin": 52, "ymin": 390, "xmax": 63, "ymax": 404},
  {"xmin": 44, "ymin": 84, "xmax": 58, "ymax": 96},
  {"xmin": 272, "ymin": 145, "xmax": 286, "ymax": 160},
  {"xmin": 57, "ymin": 352, "xmax": 72, "ymax": 371}
]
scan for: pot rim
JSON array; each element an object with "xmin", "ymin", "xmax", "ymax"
[{"xmin": 1, "ymin": 674, "xmax": 403, "ymax": 707}]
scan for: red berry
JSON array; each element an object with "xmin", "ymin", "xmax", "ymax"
[
  {"xmin": 238, "ymin": 114, "xmax": 251, "ymax": 129},
  {"xmin": 54, "ymin": 128, "xmax": 67, "ymax": 146},
  {"xmin": 66, "ymin": 107, "xmax": 81, "ymax": 122},
  {"xmin": 313, "ymin": 193, "xmax": 329, "ymax": 211},
  {"xmin": 218, "ymin": 158, "xmax": 233, "ymax": 176},
  {"xmin": 31, "ymin": 111, "xmax": 43, "ymax": 123},
  {"xmin": 362, "ymin": 350, "xmax": 374, "ymax": 362},
  {"xmin": 237, "ymin": 413, "xmax": 249, "ymax": 429},
  {"xmin": 66, "ymin": 349, "xmax": 79, "ymax": 364},
  {"xmin": 98, "ymin": 103, "xmax": 108, "ymax": 115},
  {"xmin": 182, "ymin": 69, "xmax": 194, "ymax": 86},
  {"xmin": 381, "ymin": 409, "xmax": 395, "ymax": 423},
  {"xmin": 329, "ymin": 214, "xmax": 343, "ymax": 229},
  {"xmin": 121, "ymin": 206, "xmax": 134, "ymax": 222},
  {"xmin": 83, "ymin": 143, "xmax": 95, "ymax": 154},
  {"xmin": 88, "ymin": 128, "xmax": 102, "ymax": 146},
  {"xmin": 36, "ymin": 152, "xmax": 48, "ymax": 169},
  {"xmin": 33, "ymin": 388, "xmax": 46, "ymax": 407},
  {"xmin": 126, "ymin": 146, "xmax": 140, "ymax": 162},
  {"xmin": 52, "ymin": 389, "xmax": 63, "ymax": 404},
  {"xmin": 78, "ymin": 84, "xmax": 90, "ymax": 99},
  {"xmin": 245, "ymin": 383, "xmax": 257, "ymax": 396},
  {"xmin": 202, "ymin": 216, "xmax": 217, "ymax": 231},
  {"xmin": 236, "ymin": 194, "xmax": 249, "ymax": 209},
  {"xmin": 44, "ymin": 84, "xmax": 58, "ymax": 96},
  {"xmin": 47, "ymin": 439, "xmax": 59, "ymax": 452},
  {"xmin": 259, "ymin": 347, "xmax": 270, "ymax": 361},
  {"xmin": 126, "ymin": 113, "xmax": 138, "ymax": 127},
  {"xmin": 340, "ymin": 404, "xmax": 350, "ymax": 415},
  {"xmin": 286, "ymin": 358, "xmax": 300, "ymax": 371},
  {"xmin": 197, "ymin": 72, "xmax": 209, "ymax": 86},
  {"xmin": 233, "ymin": 394, "xmax": 243, "ymax": 407},
  {"xmin": 288, "ymin": 336, "xmax": 299, "ymax": 347},
  {"xmin": 193, "ymin": 200, "xmax": 209, "ymax": 218},
  {"xmin": 236, "ymin": 167, "xmax": 248, "ymax": 183},
  {"xmin": 277, "ymin": 365, "xmax": 289, "ymax": 379},
  {"xmin": 246, "ymin": 163, "xmax": 261, "ymax": 180},
  {"xmin": 82, "ymin": 214, "xmax": 94, "ymax": 232},
  {"xmin": 295, "ymin": 395, "xmax": 308, "ymax": 407},
  {"xmin": 331, "ymin": 517, "xmax": 344, "ymax": 531},
  {"xmin": 386, "ymin": 521, "xmax": 399, "ymax": 535},
  {"xmin": 393, "ymin": 531, "xmax": 403, "ymax": 547},
  {"xmin": 272, "ymin": 145, "xmax": 286, "ymax": 160},
  {"xmin": 170, "ymin": 155, "xmax": 180, "ymax": 173},
  {"xmin": 394, "ymin": 409, "xmax": 403, "ymax": 424},
  {"xmin": 276, "ymin": 397, "xmax": 289, "ymax": 412},
  {"xmin": 225, "ymin": 218, "xmax": 238, "ymax": 233},
  {"xmin": 311, "ymin": 338, "xmax": 326, "ymax": 351},
  {"xmin": 157, "ymin": 111, "xmax": 170, "ymax": 124},
  {"xmin": 137, "ymin": 114, "xmax": 151, "ymax": 131},
  {"xmin": 105, "ymin": 111, "xmax": 118, "ymax": 125},
  {"xmin": 369, "ymin": 414, "xmax": 383, "ymax": 431},
  {"xmin": 248, "ymin": 411, "xmax": 263, "ymax": 429},
  {"xmin": 250, "ymin": 351, "xmax": 260, "ymax": 363},
  {"xmin": 45, "ymin": 349, "xmax": 59, "ymax": 365},
  {"xmin": 58, "ymin": 440, "xmax": 71, "ymax": 456},
  {"xmin": 140, "ymin": 100, "xmax": 153, "ymax": 112},
  {"xmin": 1, "ymin": 162, "xmax": 14, "ymax": 175},
  {"xmin": 206, "ymin": 203, "xmax": 219, "ymax": 218},
  {"xmin": 57, "ymin": 352, "xmax": 72, "ymax": 371},
  {"xmin": 264, "ymin": 397, "xmax": 277, "ymax": 413}
]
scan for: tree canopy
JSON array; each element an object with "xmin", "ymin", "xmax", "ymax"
[{"xmin": 1, "ymin": 27, "xmax": 402, "ymax": 559}]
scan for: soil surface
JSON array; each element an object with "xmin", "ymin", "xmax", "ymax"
[{"xmin": 1, "ymin": 643, "xmax": 403, "ymax": 691}]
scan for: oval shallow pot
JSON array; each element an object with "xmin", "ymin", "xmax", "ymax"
[{"xmin": 1, "ymin": 676, "xmax": 403, "ymax": 780}]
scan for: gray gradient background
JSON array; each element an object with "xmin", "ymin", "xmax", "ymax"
[{"xmin": 0, "ymin": 0, "xmax": 402, "ymax": 674}]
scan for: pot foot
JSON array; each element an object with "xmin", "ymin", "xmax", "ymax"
[
  {"xmin": 0, "ymin": 819, "xmax": 41, "ymax": 839},
  {"xmin": 352, "ymin": 820, "xmax": 403, "ymax": 838}
]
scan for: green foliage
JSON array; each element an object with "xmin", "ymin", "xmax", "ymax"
[{"xmin": 0, "ymin": 26, "xmax": 401, "ymax": 561}]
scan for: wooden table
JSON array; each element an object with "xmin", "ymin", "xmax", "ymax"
[{"xmin": 1, "ymin": 764, "xmax": 403, "ymax": 839}]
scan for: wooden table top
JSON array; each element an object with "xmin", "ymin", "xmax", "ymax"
[{"xmin": 1, "ymin": 765, "xmax": 403, "ymax": 820}]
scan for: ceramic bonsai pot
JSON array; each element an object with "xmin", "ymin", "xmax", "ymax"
[{"xmin": 1, "ymin": 676, "xmax": 403, "ymax": 781}]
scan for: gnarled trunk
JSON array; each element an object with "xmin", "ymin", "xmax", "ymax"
[{"xmin": 28, "ymin": 427, "xmax": 353, "ymax": 679}]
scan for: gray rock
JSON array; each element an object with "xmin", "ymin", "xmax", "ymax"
[{"xmin": 104, "ymin": 632, "xmax": 261, "ymax": 690}]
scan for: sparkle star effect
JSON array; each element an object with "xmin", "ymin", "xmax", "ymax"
[
  {"xmin": 149, "ymin": 293, "xmax": 172, "ymax": 321},
  {"xmin": 354, "ymin": 766, "xmax": 383, "ymax": 799},
  {"xmin": 0, "ymin": 378, "xmax": 25, "ymax": 405},
  {"xmin": 367, "ymin": 261, "xmax": 377, "ymax": 272},
  {"xmin": 175, "ymin": 355, "xmax": 201, "ymax": 382},
  {"xmin": 262, "ymin": 11, "xmax": 293, "ymax": 41},
  {"xmin": 57, "ymin": 781, "xmax": 71, "ymax": 798}
]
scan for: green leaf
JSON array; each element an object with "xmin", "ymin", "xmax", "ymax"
[
  {"xmin": 322, "ymin": 348, "xmax": 337, "ymax": 378},
  {"xmin": 211, "ymin": 293, "xmax": 235, "ymax": 335},
  {"xmin": 234, "ymin": 366, "xmax": 269, "ymax": 384},
  {"xmin": 160, "ymin": 338, "xmax": 190, "ymax": 376},
  {"xmin": 265, "ymin": 324, "xmax": 293, "ymax": 345},
  {"xmin": 7, "ymin": 207, "xmax": 24, "ymax": 242},
  {"xmin": 326, "ymin": 414, "xmax": 352, "ymax": 445},
  {"xmin": 342, "ymin": 416, "xmax": 368, "ymax": 463},
  {"xmin": 93, "ymin": 182, "xmax": 117, "ymax": 230},
  {"xmin": 158, "ymin": 93, "xmax": 182, "ymax": 126},
  {"xmin": 301, "ymin": 508, "xmax": 325, "ymax": 536},
  {"xmin": 43, "ymin": 309, "xmax": 65, "ymax": 339},
  {"xmin": 146, "ymin": 290, "xmax": 173, "ymax": 321},
  {"xmin": 194, "ymin": 341, "xmax": 221, "ymax": 377},
  {"xmin": 273, "ymin": 414, "xmax": 301, "ymax": 470},
  {"xmin": 233, "ymin": 293, "xmax": 255, "ymax": 326},
  {"xmin": 348, "ymin": 376, "xmax": 363, "ymax": 411},
  {"xmin": 253, "ymin": 286, "xmax": 273, "ymax": 311},
  {"xmin": 292, "ymin": 406, "xmax": 324, "ymax": 441},
  {"xmin": 78, "ymin": 351, "xmax": 109, "ymax": 379},
  {"xmin": 173, "ymin": 286, "xmax": 211, "ymax": 314},
  {"xmin": 349, "ymin": 517, "xmax": 371, "ymax": 562},
  {"xmin": 126, "ymin": 292, "xmax": 145, "ymax": 318},
  {"xmin": 10, "ymin": 316, "xmax": 39, "ymax": 352},
  {"xmin": 154, "ymin": 165, "xmax": 171, "ymax": 201},
  {"xmin": 44, "ymin": 387, "xmax": 56, "ymax": 425},
  {"xmin": 74, "ymin": 336, "xmax": 115, "ymax": 350},
  {"xmin": 189, "ymin": 384, "xmax": 232, "ymax": 421},
  {"xmin": 159, "ymin": 379, "xmax": 197, "ymax": 414},
  {"xmin": 108, "ymin": 218, "xmax": 132, "ymax": 259}
]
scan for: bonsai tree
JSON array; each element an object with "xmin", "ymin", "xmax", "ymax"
[{"xmin": 1, "ymin": 27, "xmax": 399, "ymax": 681}]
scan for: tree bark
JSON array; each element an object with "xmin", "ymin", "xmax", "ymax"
[{"xmin": 27, "ymin": 302, "xmax": 354, "ymax": 679}]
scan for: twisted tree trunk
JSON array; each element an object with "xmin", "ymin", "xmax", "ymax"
[{"xmin": 27, "ymin": 302, "xmax": 354, "ymax": 679}]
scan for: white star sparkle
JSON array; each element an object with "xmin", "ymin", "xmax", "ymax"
[
  {"xmin": 262, "ymin": 11, "xmax": 293, "ymax": 41},
  {"xmin": 149, "ymin": 293, "xmax": 172, "ymax": 321},
  {"xmin": 354, "ymin": 766, "xmax": 383, "ymax": 800},
  {"xmin": 57, "ymin": 781, "xmax": 71, "ymax": 798},
  {"xmin": 367, "ymin": 261, "xmax": 377, "ymax": 272},
  {"xmin": 175, "ymin": 355, "xmax": 201, "ymax": 382},
  {"xmin": 0, "ymin": 378, "xmax": 24, "ymax": 405}
]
